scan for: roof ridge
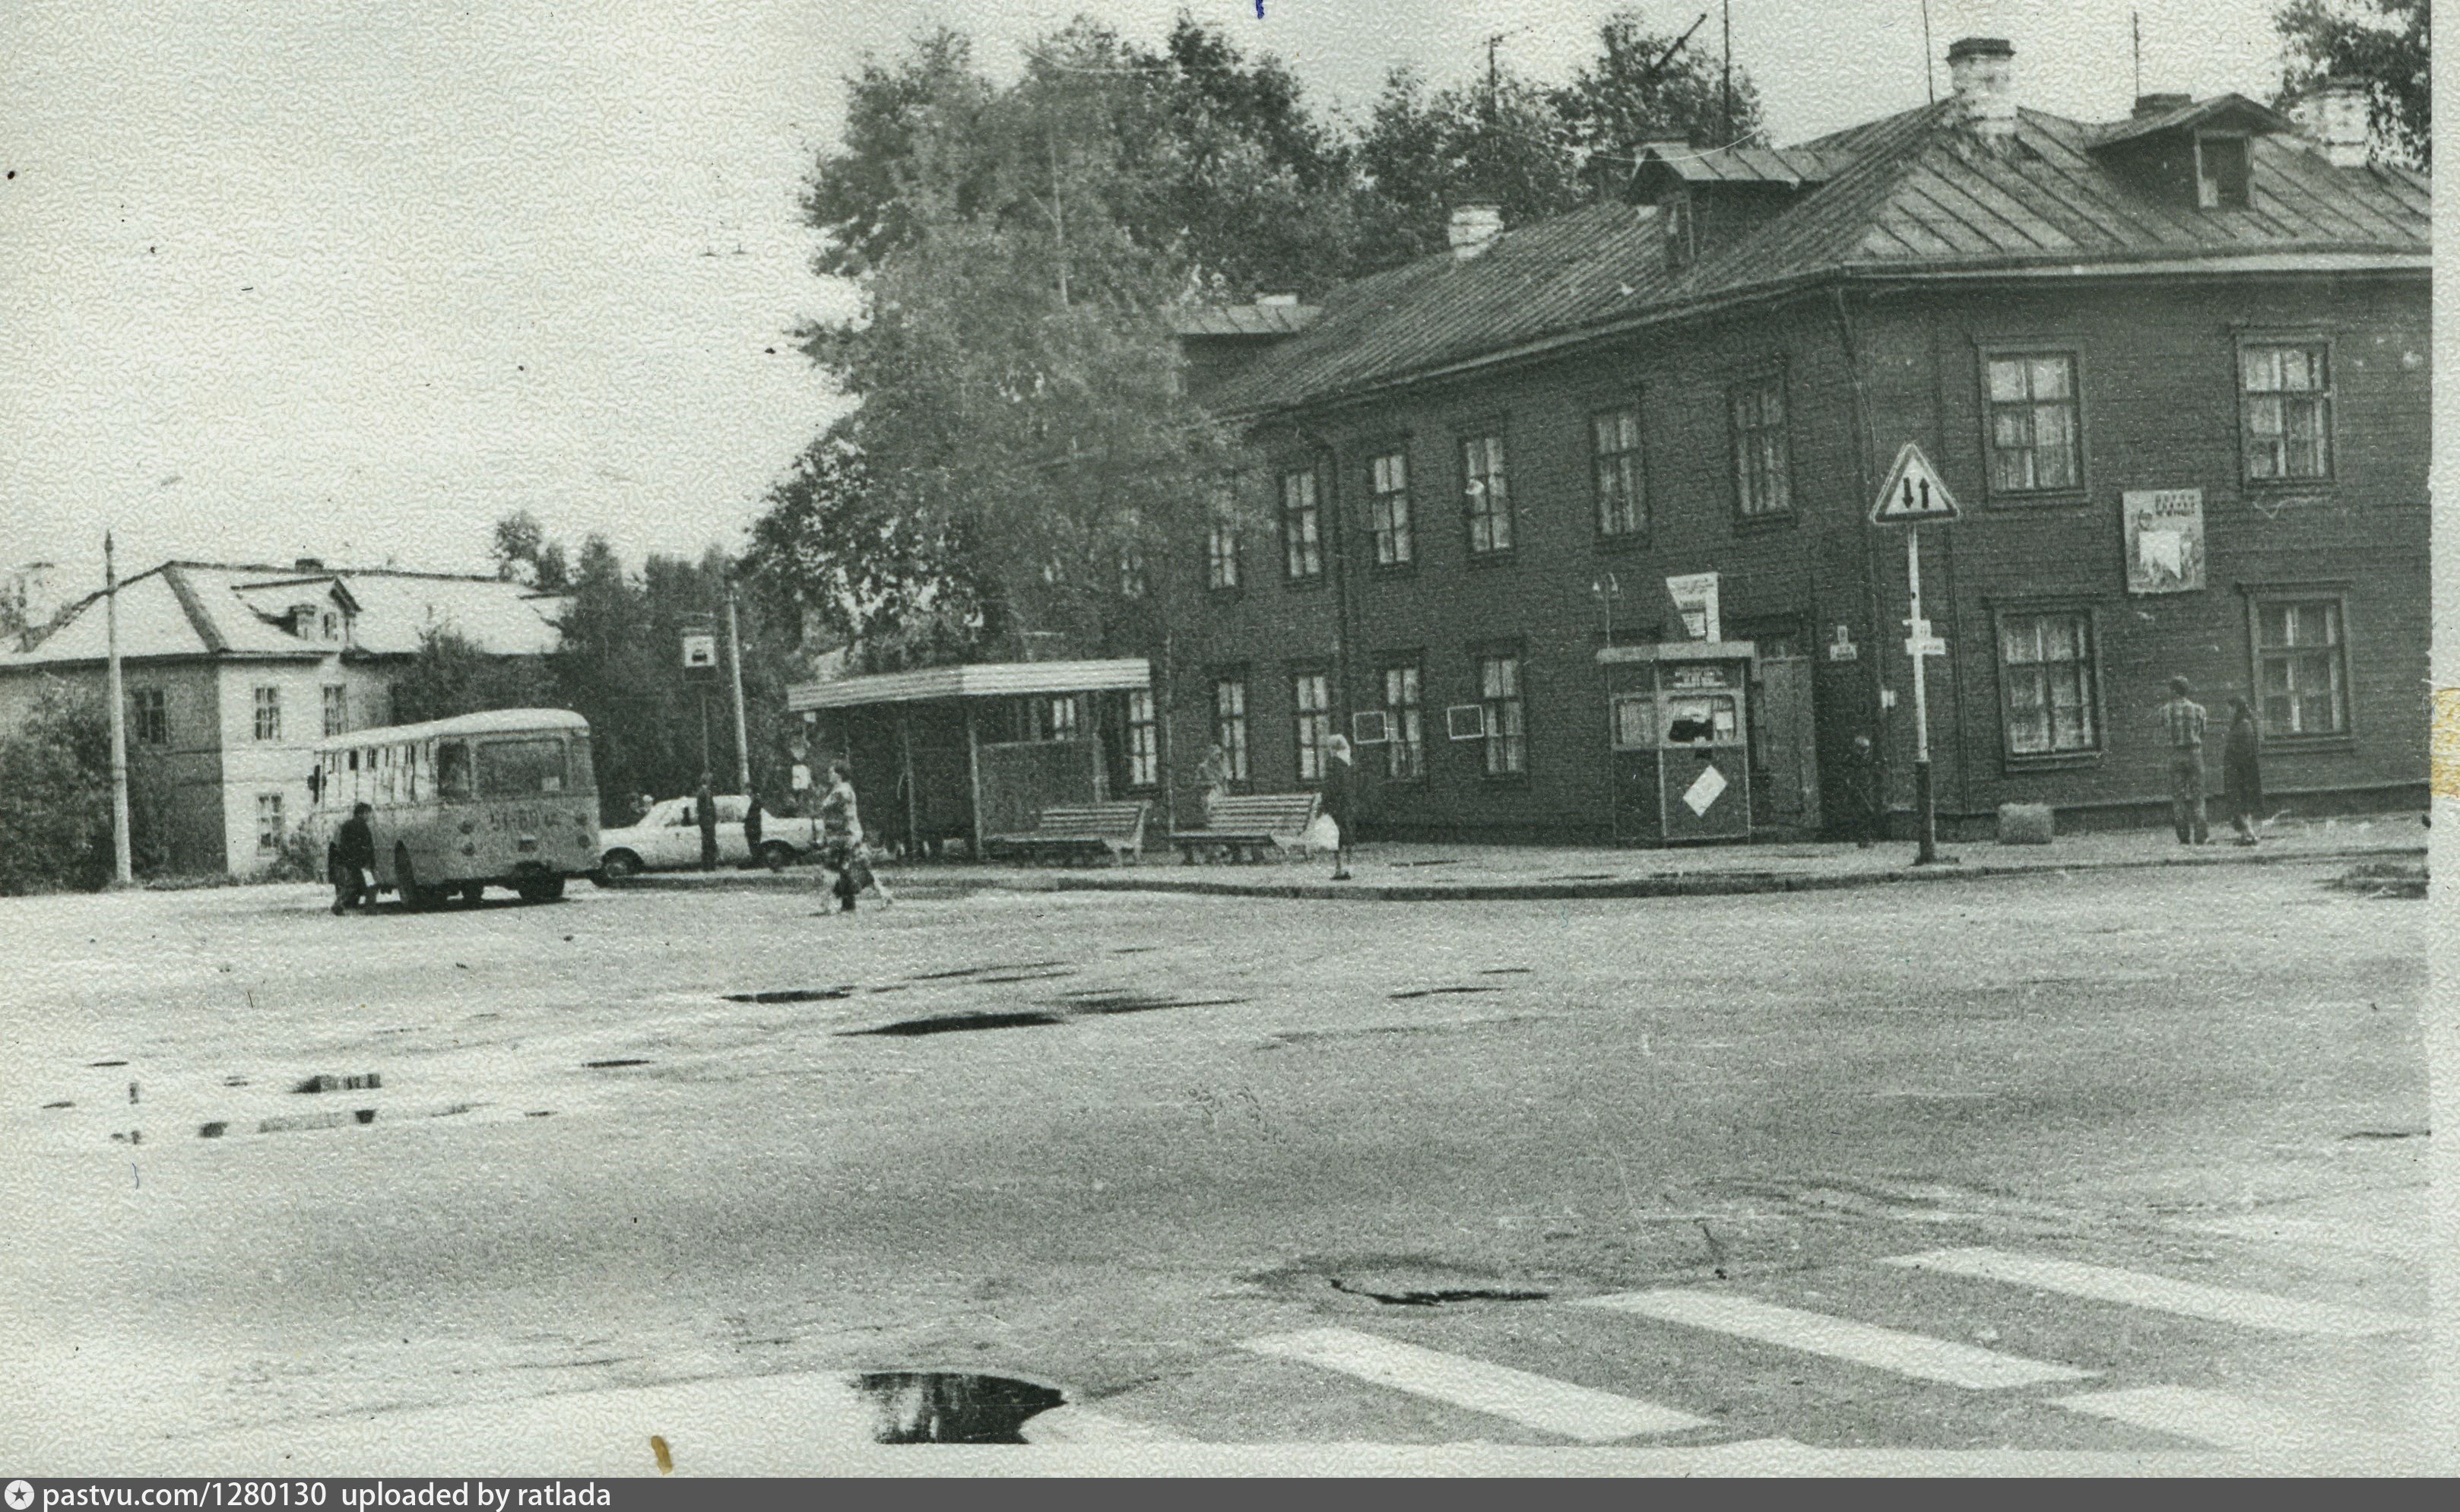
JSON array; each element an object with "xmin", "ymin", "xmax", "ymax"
[{"xmin": 160, "ymin": 563, "xmax": 230, "ymax": 655}]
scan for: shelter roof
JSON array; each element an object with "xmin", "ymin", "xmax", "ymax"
[{"xmin": 787, "ymin": 658, "xmax": 1151, "ymax": 712}]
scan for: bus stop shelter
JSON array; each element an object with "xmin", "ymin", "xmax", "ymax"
[{"xmin": 784, "ymin": 658, "xmax": 1155, "ymax": 859}]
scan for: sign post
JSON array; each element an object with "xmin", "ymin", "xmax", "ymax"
[
  {"xmin": 1869, "ymin": 442, "xmax": 1960, "ymax": 866},
  {"xmin": 681, "ymin": 620, "xmax": 718, "ymax": 780}
]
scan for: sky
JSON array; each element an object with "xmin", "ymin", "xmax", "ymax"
[{"xmin": 2, "ymin": 0, "xmax": 2306, "ymax": 597}]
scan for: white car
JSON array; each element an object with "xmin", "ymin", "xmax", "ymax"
[{"xmin": 594, "ymin": 795, "xmax": 824, "ymax": 877}]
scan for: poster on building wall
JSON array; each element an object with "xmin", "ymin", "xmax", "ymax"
[
  {"xmin": 1666, "ymin": 572, "xmax": 1721, "ymax": 640},
  {"xmin": 2123, "ymin": 489, "xmax": 2205, "ymax": 594}
]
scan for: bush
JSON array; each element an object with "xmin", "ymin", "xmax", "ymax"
[
  {"xmin": 265, "ymin": 824, "xmax": 329, "ymax": 884},
  {"xmin": 0, "ymin": 683, "xmax": 113, "ymax": 894}
]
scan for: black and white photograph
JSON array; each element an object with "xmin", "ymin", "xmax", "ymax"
[{"xmin": 0, "ymin": 0, "xmax": 2447, "ymax": 1479}]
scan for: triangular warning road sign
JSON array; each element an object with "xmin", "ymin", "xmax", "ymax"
[{"xmin": 1870, "ymin": 442, "xmax": 1961, "ymax": 525}]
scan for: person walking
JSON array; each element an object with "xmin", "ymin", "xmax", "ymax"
[
  {"xmin": 2159, "ymin": 676, "xmax": 2210, "ymax": 845},
  {"xmin": 2223, "ymin": 696, "xmax": 2264, "ymax": 846},
  {"xmin": 695, "ymin": 771, "xmax": 719, "ymax": 872},
  {"xmin": 331, "ymin": 801, "xmax": 376, "ymax": 914},
  {"xmin": 819, "ymin": 759, "xmax": 894, "ymax": 911},
  {"xmin": 1844, "ymin": 733, "xmax": 1882, "ymax": 848},
  {"xmin": 1321, "ymin": 733, "xmax": 1356, "ymax": 881},
  {"xmin": 742, "ymin": 785, "xmax": 766, "ymax": 869}
]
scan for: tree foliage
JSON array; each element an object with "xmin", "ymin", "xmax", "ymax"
[
  {"xmin": 2276, "ymin": 0, "xmax": 2430, "ymax": 164},
  {"xmin": 759, "ymin": 11, "xmax": 1763, "ymax": 667},
  {"xmin": 388, "ymin": 626, "xmax": 556, "ymax": 727},
  {"xmin": 0, "ymin": 683, "xmax": 168, "ymax": 892}
]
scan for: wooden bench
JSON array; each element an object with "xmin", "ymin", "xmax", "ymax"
[
  {"xmin": 1168, "ymin": 792, "xmax": 1322, "ymax": 864},
  {"xmin": 983, "ymin": 800, "xmax": 1149, "ymax": 867}
]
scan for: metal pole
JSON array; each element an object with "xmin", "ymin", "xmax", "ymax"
[
  {"xmin": 963, "ymin": 703, "xmax": 986, "ymax": 861},
  {"xmin": 723, "ymin": 586, "xmax": 752, "ymax": 795},
  {"xmin": 105, "ymin": 530, "xmax": 132, "ymax": 885},
  {"xmin": 699, "ymin": 686, "xmax": 712, "ymax": 780},
  {"xmin": 898, "ymin": 706, "xmax": 921, "ymax": 858},
  {"xmin": 1907, "ymin": 528, "xmax": 1938, "ymax": 865}
]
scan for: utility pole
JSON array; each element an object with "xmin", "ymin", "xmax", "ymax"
[
  {"xmin": 2132, "ymin": 11, "xmax": 2143, "ymax": 101},
  {"xmin": 723, "ymin": 584, "xmax": 752, "ymax": 796},
  {"xmin": 105, "ymin": 530, "xmax": 132, "ymax": 886}
]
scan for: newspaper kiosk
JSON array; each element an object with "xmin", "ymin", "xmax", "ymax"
[{"xmin": 1600, "ymin": 641, "xmax": 1757, "ymax": 845}]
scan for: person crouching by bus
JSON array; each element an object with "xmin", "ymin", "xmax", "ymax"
[
  {"xmin": 819, "ymin": 760, "xmax": 894, "ymax": 912},
  {"xmin": 331, "ymin": 802, "xmax": 376, "ymax": 914}
]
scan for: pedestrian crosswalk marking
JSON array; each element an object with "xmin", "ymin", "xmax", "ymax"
[
  {"xmin": 1880, "ymin": 1247, "xmax": 2420, "ymax": 1336},
  {"xmin": 2054, "ymin": 1385, "xmax": 2398, "ymax": 1460},
  {"xmin": 1572, "ymin": 1290, "xmax": 2094, "ymax": 1390},
  {"xmin": 1238, "ymin": 1327, "xmax": 1710, "ymax": 1442}
]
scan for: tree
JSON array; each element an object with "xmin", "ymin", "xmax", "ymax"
[
  {"xmin": 0, "ymin": 683, "xmax": 168, "ymax": 892},
  {"xmin": 784, "ymin": 21, "xmax": 1238, "ymax": 668},
  {"xmin": 388, "ymin": 626, "xmax": 556, "ymax": 726},
  {"xmin": 1552, "ymin": 10, "xmax": 1765, "ymax": 191},
  {"xmin": 1351, "ymin": 65, "xmax": 1584, "ymax": 268},
  {"xmin": 491, "ymin": 510, "xmax": 572, "ymax": 591},
  {"xmin": 2276, "ymin": 0, "xmax": 2429, "ymax": 165}
]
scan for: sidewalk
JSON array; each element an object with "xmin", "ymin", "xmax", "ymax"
[{"xmin": 599, "ymin": 813, "xmax": 2425, "ymax": 904}]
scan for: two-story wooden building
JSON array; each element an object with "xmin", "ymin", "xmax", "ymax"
[{"xmin": 1162, "ymin": 38, "xmax": 2429, "ymax": 844}]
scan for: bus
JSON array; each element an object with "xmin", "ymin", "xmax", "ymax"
[{"xmin": 309, "ymin": 708, "xmax": 599, "ymax": 906}]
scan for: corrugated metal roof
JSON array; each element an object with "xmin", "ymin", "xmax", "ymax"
[
  {"xmin": 1641, "ymin": 141, "xmax": 1853, "ymax": 186},
  {"xmin": 1, "ymin": 562, "xmax": 563, "ymax": 668},
  {"xmin": 1171, "ymin": 303, "xmax": 1324, "ymax": 337},
  {"xmin": 787, "ymin": 658, "xmax": 1151, "ymax": 711},
  {"xmin": 1207, "ymin": 100, "xmax": 2428, "ymax": 415}
]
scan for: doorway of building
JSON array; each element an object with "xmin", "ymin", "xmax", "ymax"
[{"xmin": 1751, "ymin": 651, "xmax": 1822, "ymax": 835}]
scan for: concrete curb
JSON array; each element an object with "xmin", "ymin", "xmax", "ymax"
[
  {"xmin": 593, "ymin": 870, "xmax": 1037, "ymax": 897},
  {"xmin": 1042, "ymin": 843, "xmax": 2425, "ymax": 904}
]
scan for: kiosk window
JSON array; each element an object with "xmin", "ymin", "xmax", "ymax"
[
  {"xmin": 1665, "ymin": 696, "xmax": 1735, "ymax": 745},
  {"xmin": 436, "ymin": 740, "xmax": 474, "ymax": 801},
  {"xmin": 1612, "ymin": 696, "xmax": 1653, "ymax": 750}
]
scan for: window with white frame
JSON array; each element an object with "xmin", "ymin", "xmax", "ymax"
[
  {"xmin": 1206, "ymin": 517, "xmax": 1241, "ymax": 590},
  {"xmin": 1279, "ymin": 468, "xmax": 1322, "ymax": 581},
  {"xmin": 1368, "ymin": 449, "xmax": 1413, "ymax": 566},
  {"xmin": 1035, "ymin": 695, "xmax": 1083, "ymax": 740},
  {"xmin": 2240, "ymin": 342, "xmax": 2332, "ymax": 482},
  {"xmin": 1730, "ymin": 373, "xmax": 1791, "ymax": 516},
  {"xmin": 1986, "ymin": 353, "xmax": 2082, "ymax": 493},
  {"xmin": 2252, "ymin": 597, "xmax": 2349, "ymax": 737},
  {"xmin": 1593, "ymin": 405, "xmax": 1646, "ymax": 537},
  {"xmin": 1479, "ymin": 653, "xmax": 1526, "ymax": 775},
  {"xmin": 2195, "ymin": 134, "xmax": 2251, "ymax": 208},
  {"xmin": 1292, "ymin": 670, "xmax": 1331, "ymax": 781},
  {"xmin": 1996, "ymin": 610, "xmax": 2099, "ymax": 756},
  {"xmin": 1382, "ymin": 662, "xmax": 1424, "ymax": 779},
  {"xmin": 1461, "ymin": 433, "xmax": 1512, "ymax": 553},
  {"xmin": 1124, "ymin": 689, "xmax": 1159, "ymax": 788},
  {"xmin": 256, "ymin": 793, "xmax": 284, "ymax": 851},
  {"xmin": 252, "ymin": 686, "xmax": 282, "ymax": 741},
  {"xmin": 322, "ymin": 683, "xmax": 348, "ymax": 737},
  {"xmin": 1213, "ymin": 677, "xmax": 1250, "ymax": 781}
]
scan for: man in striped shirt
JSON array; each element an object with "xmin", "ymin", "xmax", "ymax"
[{"xmin": 2160, "ymin": 676, "xmax": 2210, "ymax": 845}]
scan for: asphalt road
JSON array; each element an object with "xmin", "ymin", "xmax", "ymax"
[{"xmin": 0, "ymin": 862, "xmax": 2433, "ymax": 1469}]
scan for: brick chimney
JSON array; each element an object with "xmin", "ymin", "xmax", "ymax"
[
  {"xmin": 2308, "ymin": 78, "xmax": 2372, "ymax": 167},
  {"xmin": 1945, "ymin": 37, "xmax": 2018, "ymax": 144},
  {"xmin": 2132, "ymin": 91, "xmax": 2192, "ymax": 119},
  {"xmin": 1447, "ymin": 202, "xmax": 1504, "ymax": 259}
]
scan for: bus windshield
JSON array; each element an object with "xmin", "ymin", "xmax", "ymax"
[{"xmin": 478, "ymin": 736, "xmax": 569, "ymax": 797}]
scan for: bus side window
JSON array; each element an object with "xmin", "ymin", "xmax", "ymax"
[
  {"xmin": 437, "ymin": 740, "xmax": 473, "ymax": 801},
  {"xmin": 405, "ymin": 743, "xmax": 420, "ymax": 802}
]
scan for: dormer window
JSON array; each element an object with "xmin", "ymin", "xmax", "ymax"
[{"xmin": 2195, "ymin": 134, "xmax": 2251, "ymax": 208}]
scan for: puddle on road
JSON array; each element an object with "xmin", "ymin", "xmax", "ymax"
[
  {"xmin": 2341, "ymin": 1128, "xmax": 2429, "ymax": 1141},
  {"xmin": 294, "ymin": 1073, "xmax": 382, "ymax": 1093},
  {"xmin": 584, "ymin": 1057, "xmax": 653, "ymax": 1068},
  {"xmin": 87, "ymin": 1060, "xmax": 128, "ymax": 1068},
  {"xmin": 1055, "ymin": 991, "xmax": 1252, "ymax": 1016},
  {"xmin": 1329, "ymin": 1277, "xmax": 1552, "ymax": 1306},
  {"xmin": 721, "ymin": 987, "xmax": 851, "ymax": 1003},
  {"xmin": 845, "ymin": 1011, "xmax": 1063, "ymax": 1038},
  {"xmin": 857, "ymin": 1371, "xmax": 1067, "ymax": 1444},
  {"xmin": 1477, "ymin": 968, "xmax": 1534, "ymax": 976},
  {"xmin": 41, "ymin": 1100, "xmax": 72, "ymax": 1110},
  {"xmin": 1389, "ymin": 985, "xmax": 1501, "ymax": 1000}
]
